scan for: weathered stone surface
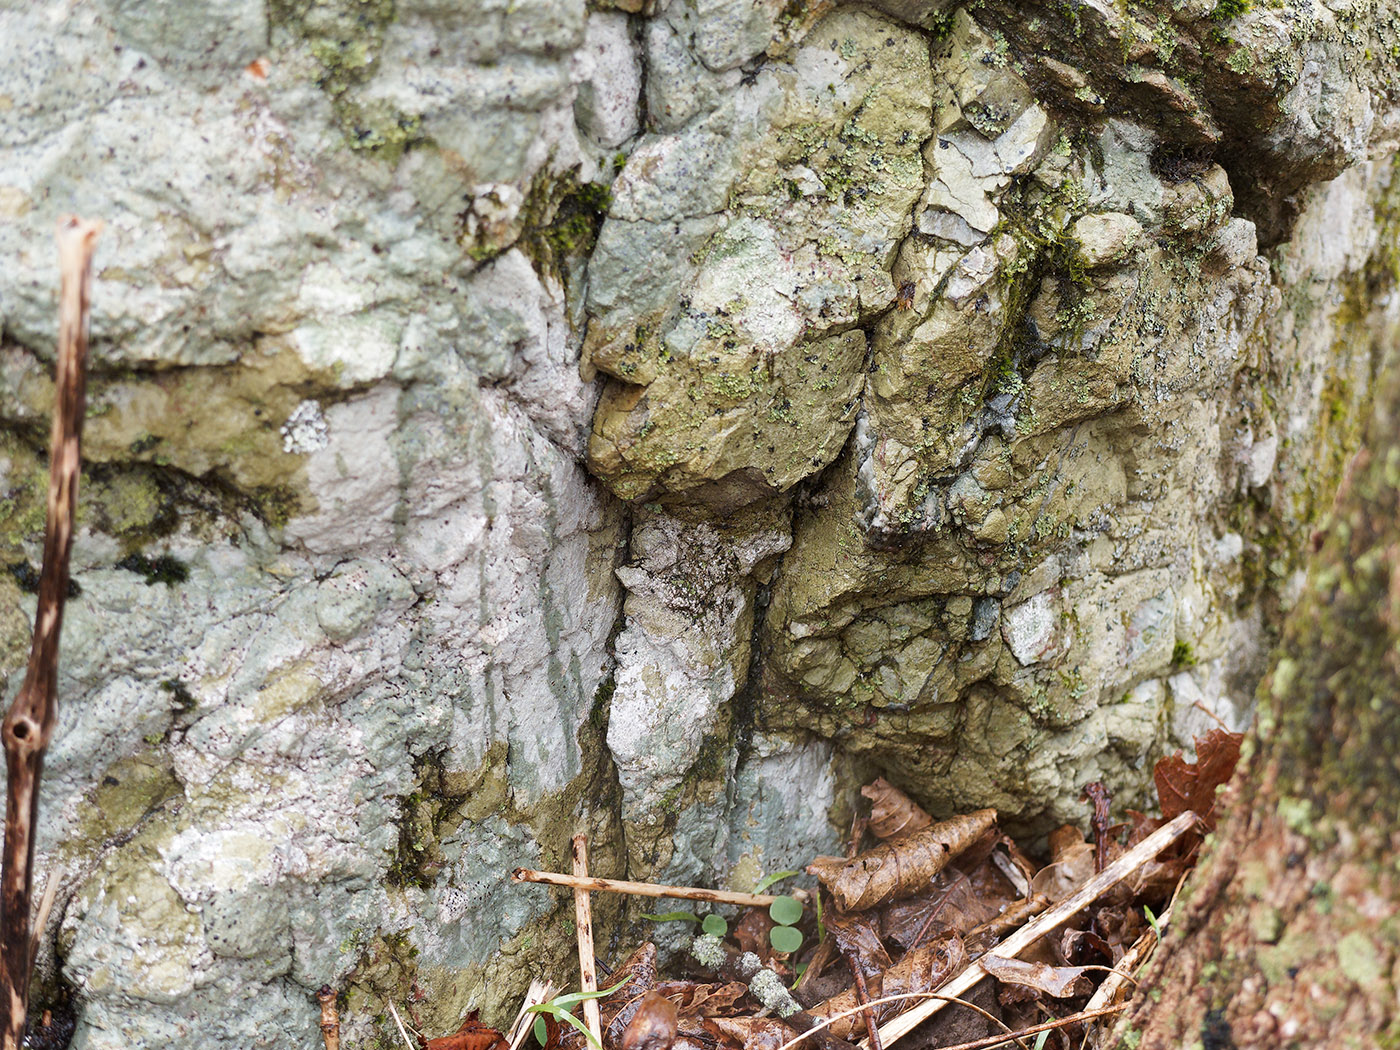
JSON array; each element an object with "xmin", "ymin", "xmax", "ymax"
[
  {"xmin": 584, "ymin": 7, "xmax": 933, "ymax": 507},
  {"xmin": 0, "ymin": 0, "xmax": 1397, "ymax": 1045}
]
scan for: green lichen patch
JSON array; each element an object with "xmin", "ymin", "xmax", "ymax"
[
  {"xmin": 269, "ymin": 0, "xmax": 429, "ymax": 160},
  {"xmin": 71, "ymin": 751, "xmax": 183, "ymax": 849}
]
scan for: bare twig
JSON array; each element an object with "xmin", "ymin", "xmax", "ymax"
[
  {"xmin": 317, "ymin": 986, "xmax": 341, "ymax": 1050},
  {"xmin": 843, "ymin": 956, "xmax": 883, "ymax": 1050},
  {"xmin": 1, "ymin": 215, "xmax": 101, "ymax": 1050},
  {"xmin": 774, "ymin": 990, "xmax": 1033, "ymax": 1050},
  {"xmin": 897, "ymin": 1005, "xmax": 1128, "ymax": 1050},
  {"xmin": 1191, "ymin": 700, "xmax": 1230, "ymax": 731},
  {"xmin": 847, "ymin": 812, "xmax": 868, "ymax": 859},
  {"xmin": 867, "ymin": 811, "xmax": 1199, "ymax": 1049},
  {"xmin": 571, "ymin": 835, "xmax": 603, "ymax": 1049},
  {"xmin": 512, "ymin": 868, "xmax": 809, "ymax": 907}
]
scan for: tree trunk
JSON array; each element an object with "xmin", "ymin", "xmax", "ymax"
[{"xmin": 1122, "ymin": 346, "xmax": 1400, "ymax": 1047}]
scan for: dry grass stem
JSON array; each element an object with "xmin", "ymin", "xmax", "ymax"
[
  {"xmin": 571, "ymin": 835, "xmax": 603, "ymax": 1049},
  {"xmin": 911, "ymin": 1005, "xmax": 1128, "ymax": 1050},
  {"xmin": 27, "ymin": 862, "xmax": 64, "ymax": 970},
  {"xmin": 867, "ymin": 810, "xmax": 1198, "ymax": 1049},
  {"xmin": 506, "ymin": 978, "xmax": 556, "ymax": 1050},
  {"xmin": 388, "ymin": 1001, "xmax": 417, "ymax": 1050},
  {"xmin": 774, "ymin": 990, "xmax": 1028, "ymax": 1050}
]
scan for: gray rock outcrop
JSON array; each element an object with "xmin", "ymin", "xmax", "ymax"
[{"xmin": 0, "ymin": 0, "xmax": 1397, "ymax": 1045}]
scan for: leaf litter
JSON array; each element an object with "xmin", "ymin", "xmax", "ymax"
[{"xmin": 415, "ymin": 731, "xmax": 1240, "ymax": 1050}]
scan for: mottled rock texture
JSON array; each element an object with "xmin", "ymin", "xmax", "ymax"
[{"xmin": 0, "ymin": 0, "xmax": 1397, "ymax": 1046}]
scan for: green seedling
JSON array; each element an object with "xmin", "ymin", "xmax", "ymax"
[
  {"xmin": 1144, "ymin": 905, "xmax": 1162, "ymax": 941},
  {"xmin": 767, "ymin": 895, "xmax": 804, "ymax": 954},
  {"xmin": 702, "ymin": 913, "xmax": 728, "ymax": 938},
  {"xmin": 753, "ymin": 869, "xmax": 802, "ymax": 895},
  {"xmin": 529, "ymin": 979, "xmax": 629, "ymax": 1050},
  {"xmin": 769, "ymin": 925, "xmax": 803, "ymax": 954},
  {"xmin": 768, "ymin": 895, "xmax": 803, "ymax": 925},
  {"xmin": 643, "ymin": 910, "xmax": 726, "ymax": 938}
]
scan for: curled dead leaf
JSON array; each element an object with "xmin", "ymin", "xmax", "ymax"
[
  {"xmin": 808, "ymin": 809, "xmax": 998, "ymax": 911},
  {"xmin": 861, "ymin": 778, "xmax": 933, "ymax": 840},
  {"xmin": 980, "ymin": 953, "xmax": 1095, "ymax": 999},
  {"xmin": 620, "ymin": 991, "xmax": 678, "ymax": 1050},
  {"xmin": 1031, "ymin": 827, "xmax": 1095, "ymax": 902}
]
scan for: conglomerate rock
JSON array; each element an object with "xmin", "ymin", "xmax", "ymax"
[{"xmin": 0, "ymin": 0, "xmax": 1397, "ymax": 1045}]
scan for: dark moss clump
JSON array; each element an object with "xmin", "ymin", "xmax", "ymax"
[
  {"xmin": 6, "ymin": 561, "xmax": 39, "ymax": 594},
  {"xmin": 5, "ymin": 562, "xmax": 80, "ymax": 598},
  {"xmin": 160, "ymin": 678, "xmax": 197, "ymax": 713},
  {"xmin": 542, "ymin": 181, "xmax": 613, "ymax": 261},
  {"xmin": 519, "ymin": 172, "xmax": 614, "ymax": 275},
  {"xmin": 1210, "ymin": 0, "xmax": 1251, "ymax": 21},
  {"xmin": 115, "ymin": 553, "xmax": 189, "ymax": 587},
  {"xmin": 1173, "ymin": 640, "xmax": 1198, "ymax": 668}
]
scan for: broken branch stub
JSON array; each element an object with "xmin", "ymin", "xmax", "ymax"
[
  {"xmin": 807, "ymin": 809, "xmax": 997, "ymax": 912},
  {"xmin": 0, "ymin": 216, "xmax": 101, "ymax": 1050}
]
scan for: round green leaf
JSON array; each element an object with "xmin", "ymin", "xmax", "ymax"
[
  {"xmin": 701, "ymin": 913, "xmax": 728, "ymax": 938},
  {"xmin": 534, "ymin": 1015, "xmax": 549, "ymax": 1047},
  {"xmin": 769, "ymin": 895, "xmax": 803, "ymax": 926},
  {"xmin": 769, "ymin": 925, "xmax": 803, "ymax": 954}
]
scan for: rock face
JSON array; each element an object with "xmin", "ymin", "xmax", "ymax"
[{"xmin": 0, "ymin": 0, "xmax": 1397, "ymax": 1046}]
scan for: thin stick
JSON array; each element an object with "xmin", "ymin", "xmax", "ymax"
[
  {"xmin": 847, "ymin": 812, "xmax": 869, "ymax": 859},
  {"xmin": 1191, "ymin": 700, "xmax": 1230, "ymax": 731},
  {"xmin": 513, "ymin": 868, "xmax": 809, "ymax": 907},
  {"xmin": 387, "ymin": 1002, "xmax": 416, "ymax": 1050},
  {"xmin": 27, "ymin": 862, "xmax": 64, "ymax": 970},
  {"xmin": 571, "ymin": 835, "xmax": 603, "ymax": 1050},
  {"xmin": 897, "ymin": 1005, "xmax": 1128, "ymax": 1050},
  {"xmin": 844, "ymin": 957, "xmax": 884, "ymax": 1050},
  {"xmin": 867, "ymin": 811, "xmax": 1198, "ymax": 1049},
  {"xmin": 317, "ymin": 986, "xmax": 341, "ymax": 1050},
  {"xmin": 0, "ymin": 216, "xmax": 101, "ymax": 1050},
  {"xmin": 776, "ymin": 990, "xmax": 1032, "ymax": 1050}
]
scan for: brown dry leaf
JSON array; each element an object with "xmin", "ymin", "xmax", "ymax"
[
  {"xmin": 861, "ymin": 777, "xmax": 933, "ymax": 840},
  {"xmin": 879, "ymin": 868, "xmax": 1002, "ymax": 951},
  {"xmin": 808, "ymin": 933, "xmax": 967, "ymax": 1039},
  {"xmin": 652, "ymin": 981, "xmax": 749, "ymax": 1017},
  {"xmin": 619, "ymin": 991, "xmax": 678, "ymax": 1050},
  {"xmin": 963, "ymin": 893, "xmax": 1051, "ymax": 955},
  {"xmin": 980, "ymin": 954, "xmax": 1095, "ymax": 999},
  {"xmin": 423, "ymin": 1012, "xmax": 508, "ymax": 1050},
  {"xmin": 824, "ymin": 909, "xmax": 891, "ymax": 978},
  {"xmin": 807, "ymin": 808, "xmax": 997, "ymax": 911},
  {"xmin": 1154, "ymin": 728, "xmax": 1243, "ymax": 830},
  {"xmin": 702, "ymin": 1018, "xmax": 799, "ymax": 1050},
  {"xmin": 1031, "ymin": 826, "xmax": 1095, "ymax": 902},
  {"xmin": 731, "ymin": 907, "xmax": 777, "ymax": 962}
]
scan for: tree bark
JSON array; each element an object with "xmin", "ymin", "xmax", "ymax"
[{"xmin": 1121, "ymin": 343, "xmax": 1400, "ymax": 1047}]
